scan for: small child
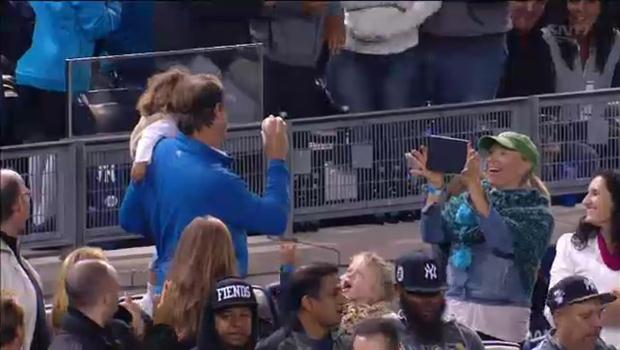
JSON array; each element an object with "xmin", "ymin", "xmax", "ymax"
[
  {"xmin": 129, "ymin": 67, "xmax": 189, "ymax": 182},
  {"xmin": 0, "ymin": 293, "xmax": 25, "ymax": 350}
]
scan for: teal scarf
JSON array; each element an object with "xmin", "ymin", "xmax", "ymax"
[{"xmin": 441, "ymin": 181, "xmax": 554, "ymax": 296}]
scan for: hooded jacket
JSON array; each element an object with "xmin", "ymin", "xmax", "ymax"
[{"xmin": 195, "ymin": 290, "xmax": 259, "ymax": 350}]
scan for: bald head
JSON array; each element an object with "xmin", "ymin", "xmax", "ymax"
[
  {"xmin": 1, "ymin": 169, "xmax": 27, "ymax": 225},
  {"xmin": 65, "ymin": 259, "xmax": 119, "ymax": 312}
]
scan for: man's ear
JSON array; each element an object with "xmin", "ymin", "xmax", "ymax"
[
  {"xmin": 301, "ymin": 295, "xmax": 314, "ymax": 313},
  {"xmin": 214, "ymin": 102, "xmax": 224, "ymax": 117}
]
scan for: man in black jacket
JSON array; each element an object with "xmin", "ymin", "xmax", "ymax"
[
  {"xmin": 256, "ymin": 262, "xmax": 350, "ymax": 350},
  {"xmin": 49, "ymin": 260, "xmax": 140, "ymax": 350}
]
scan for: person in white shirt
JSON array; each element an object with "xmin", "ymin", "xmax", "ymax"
[
  {"xmin": 548, "ymin": 170, "xmax": 620, "ymax": 347},
  {"xmin": 327, "ymin": 1, "xmax": 442, "ymax": 112}
]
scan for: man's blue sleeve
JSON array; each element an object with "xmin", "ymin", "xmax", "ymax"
[
  {"xmin": 209, "ymin": 159, "xmax": 290, "ymax": 235},
  {"xmin": 119, "ymin": 182, "xmax": 148, "ymax": 236}
]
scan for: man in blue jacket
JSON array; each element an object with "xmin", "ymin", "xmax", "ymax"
[
  {"xmin": 120, "ymin": 74, "xmax": 290, "ymax": 295},
  {"xmin": 15, "ymin": 1, "xmax": 121, "ymax": 143}
]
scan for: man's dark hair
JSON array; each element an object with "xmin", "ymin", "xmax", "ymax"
[
  {"xmin": 0, "ymin": 171, "xmax": 21, "ymax": 223},
  {"xmin": 354, "ymin": 318, "xmax": 401, "ymax": 350},
  {"xmin": 0, "ymin": 295, "xmax": 25, "ymax": 346},
  {"xmin": 287, "ymin": 262, "xmax": 339, "ymax": 313},
  {"xmin": 65, "ymin": 260, "xmax": 116, "ymax": 309},
  {"xmin": 171, "ymin": 74, "xmax": 223, "ymax": 135}
]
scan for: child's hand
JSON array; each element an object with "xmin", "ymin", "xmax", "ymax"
[
  {"xmin": 280, "ymin": 241, "xmax": 297, "ymax": 266},
  {"xmin": 131, "ymin": 162, "xmax": 147, "ymax": 182}
]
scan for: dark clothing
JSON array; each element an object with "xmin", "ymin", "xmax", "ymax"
[
  {"xmin": 263, "ymin": 58, "xmax": 326, "ymax": 119},
  {"xmin": 0, "ymin": 1, "xmax": 34, "ymax": 73},
  {"xmin": 48, "ymin": 307, "xmax": 140, "ymax": 350},
  {"xmin": 0, "ymin": 232, "xmax": 51, "ymax": 350},
  {"xmin": 498, "ymin": 28, "xmax": 555, "ymax": 98},
  {"xmin": 14, "ymin": 85, "xmax": 66, "ymax": 143},
  {"xmin": 397, "ymin": 317, "xmax": 485, "ymax": 350},
  {"xmin": 154, "ymin": 1, "xmax": 262, "ymax": 52},
  {"xmin": 256, "ymin": 326, "xmax": 351, "ymax": 350}
]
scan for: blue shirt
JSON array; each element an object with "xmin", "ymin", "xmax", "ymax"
[{"xmin": 120, "ymin": 133, "xmax": 290, "ymax": 292}]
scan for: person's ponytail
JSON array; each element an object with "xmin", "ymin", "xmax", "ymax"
[{"xmin": 529, "ymin": 174, "xmax": 551, "ymax": 200}]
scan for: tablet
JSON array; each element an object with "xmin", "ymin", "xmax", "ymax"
[{"xmin": 426, "ymin": 135, "xmax": 468, "ymax": 174}]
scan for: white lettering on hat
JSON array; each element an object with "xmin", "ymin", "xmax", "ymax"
[
  {"xmin": 396, "ymin": 265, "xmax": 404, "ymax": 283},
  {"xmin": 584, "ymin": 278, "xmax": 597, "ymax": 293},
  {"xmin": 424, "ymin": 263, "xmax": 437, "ymax": 281},
  {"xmin": 553, "ymin": 289, "xmax": 565, "ymax": 306},
  {"xmin": 216, "ymin": 284, "xmax": 252, "ymax": 302}
]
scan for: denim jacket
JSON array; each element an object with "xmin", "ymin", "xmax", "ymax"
[{"xmin": 421, "ymin": 185, "xmax": 554, "ymax": 308}]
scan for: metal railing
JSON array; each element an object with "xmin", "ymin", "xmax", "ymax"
[{"xmin": 2, "ymin": 89, "xmax": 619, "ymax": 250}]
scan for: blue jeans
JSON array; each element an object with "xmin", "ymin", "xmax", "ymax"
[
  {"xmin": 421, "ymin": 33, "xmax": 507, "ymax": 104},
  {"xmin": 326, "ymin": 46, "xmax": 425, "ymax": 113}
]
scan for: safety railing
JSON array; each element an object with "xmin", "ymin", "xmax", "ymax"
[{"xmin": 2, "ymin": 89, "xmax": 619, "ymax": 250}]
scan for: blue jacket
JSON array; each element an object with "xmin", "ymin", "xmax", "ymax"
[
  {"xmin": 16, "ymin": 1, "xmax": 121, "ymax": 92},
  {"xmin": 421, "ymin": 185, "xmax": 554, "ymax": 308},
  {"xmin": 120, "ymin": 133, "xmax": 290, "ymax": 293},
  {"xmin": 99, "ymin": 0, "xmax": 154, "ymax": 56}
]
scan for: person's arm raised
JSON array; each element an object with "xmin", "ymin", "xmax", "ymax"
[
  {"xmin": 409, "ymin": 146, "xmax": 450, "ymax": 244},
  {"xmin": 208, "ymin": 116, "xmax": 290, "ymax": 235}
]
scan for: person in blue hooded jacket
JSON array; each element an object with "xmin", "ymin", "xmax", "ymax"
[{"xmin": 15, "ymin": 1, "xmax": 121, "ymax": 143}]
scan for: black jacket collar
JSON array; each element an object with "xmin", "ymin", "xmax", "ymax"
[{"xmin": 61, "ymin": 307, "xmax": 109, "ymax": 340}]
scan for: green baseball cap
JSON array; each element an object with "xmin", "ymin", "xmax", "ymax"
[{"xmin": 478, "ymin": 131, "xmax": 539, "ymax": 171}]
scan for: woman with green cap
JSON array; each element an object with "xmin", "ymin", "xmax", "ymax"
[{"xmin": 409, "ymin": 131, "xmax": 555, "ymax": 344}]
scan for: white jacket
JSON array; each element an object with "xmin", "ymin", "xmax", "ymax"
[
  {"xmin": 1, "ymin": 238, "xmax": 41, "ymax": 350},
  {"xmin": 343, "ymin": 1, "xmax": 442, "ymax": 55}
]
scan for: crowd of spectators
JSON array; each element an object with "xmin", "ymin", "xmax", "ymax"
[
  {"xmin": 2, "ymin": 1, "xmax": 620, "ymax": 350},
  {"xmin": 3, "ymin": 64, "xmax": 620, "ymax": 349},
  {"xmin": 2, "ymin": 0, "xmax": 620, "ymax": 145}
]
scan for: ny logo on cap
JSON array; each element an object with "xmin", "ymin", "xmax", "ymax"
[
  {"xmin": 396, "ymin": 266, "xmax": 404, "ymax": 283},
  {"xmin": 583, "ymin": 278, "xmax": 597, "ymax": 293},
  {"xmin": 424, "ymin": 263, "xmax": 437, "ymax": 280},
  {"xmin": 553, "ymin": 289, "xmax": 565, "ymax": 305}
]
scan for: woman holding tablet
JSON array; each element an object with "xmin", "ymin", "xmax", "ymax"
[{"xmin": 409, "ymin": 131, "xmax": 554, "ymax": 344}]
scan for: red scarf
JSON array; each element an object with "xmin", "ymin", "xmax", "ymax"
[{"xmin": 598, "ymin": 233, "xmax": 620, "ymax": 271}]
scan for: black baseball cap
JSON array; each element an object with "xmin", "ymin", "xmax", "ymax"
[
  {"xmin": 547, "ymin": 275, "xmax": 617, "ymax": 313},
  {"xmin": 210, "ymin": 277, "xmax": 257, "ymax": 312},
  {"xmin": 395, "ymin": 252, "xmax": 447, "ymax": 293}
]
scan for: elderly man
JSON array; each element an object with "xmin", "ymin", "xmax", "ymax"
[
  {"xmin": 0, "ymin": 169, "xmax": 50, "ymax": 350},
  {"xmin": 532, "ymin": 276, "xmax": 618, "ymax": 350}
]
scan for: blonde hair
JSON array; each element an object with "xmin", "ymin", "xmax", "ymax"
[
  {"xmin": 528, "ymin": 174, "xmax": 551, "ymax": 199},
  {"xmin": 351, "ymin": 252, "xmax": 395, "ymax": 303},
  {"xmin": 51, "ymin": 247, "xmax": 107, "ymax": 330},
  {"xmin": 136, "ymin": 67, "xmax": 190, "ymax": 116},
  {"xmin": 154, "ymin": 216, "xmax": 237, "ymax": 341}
]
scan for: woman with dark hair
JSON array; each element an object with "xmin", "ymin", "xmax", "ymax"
[
  {"xmin": 541, "ymin": 0, "xmax": 620, "ymax": 92},
  {"xmin": 548, "ymin": 170, "xmax": 620, "ymax": 345}
]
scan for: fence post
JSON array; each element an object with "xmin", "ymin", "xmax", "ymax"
[
  {"xmin": 515, "ymin": 96, "xmax": 542, "ymax": 177},
  {"xmin": 286, "ymin": 119, "xmax": 295, "ymax": 237},
  {"xmin": 60, "ymin": 142, "xmax": 79, "ymax": 249},
  {"xmin": 73, "ymin": 141, "xmax": 87, "ymax": 247}
]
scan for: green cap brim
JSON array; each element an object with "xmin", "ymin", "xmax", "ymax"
[{"xmin": 478, "ymin": 135, "xmax": 518, "ymax": 153}]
